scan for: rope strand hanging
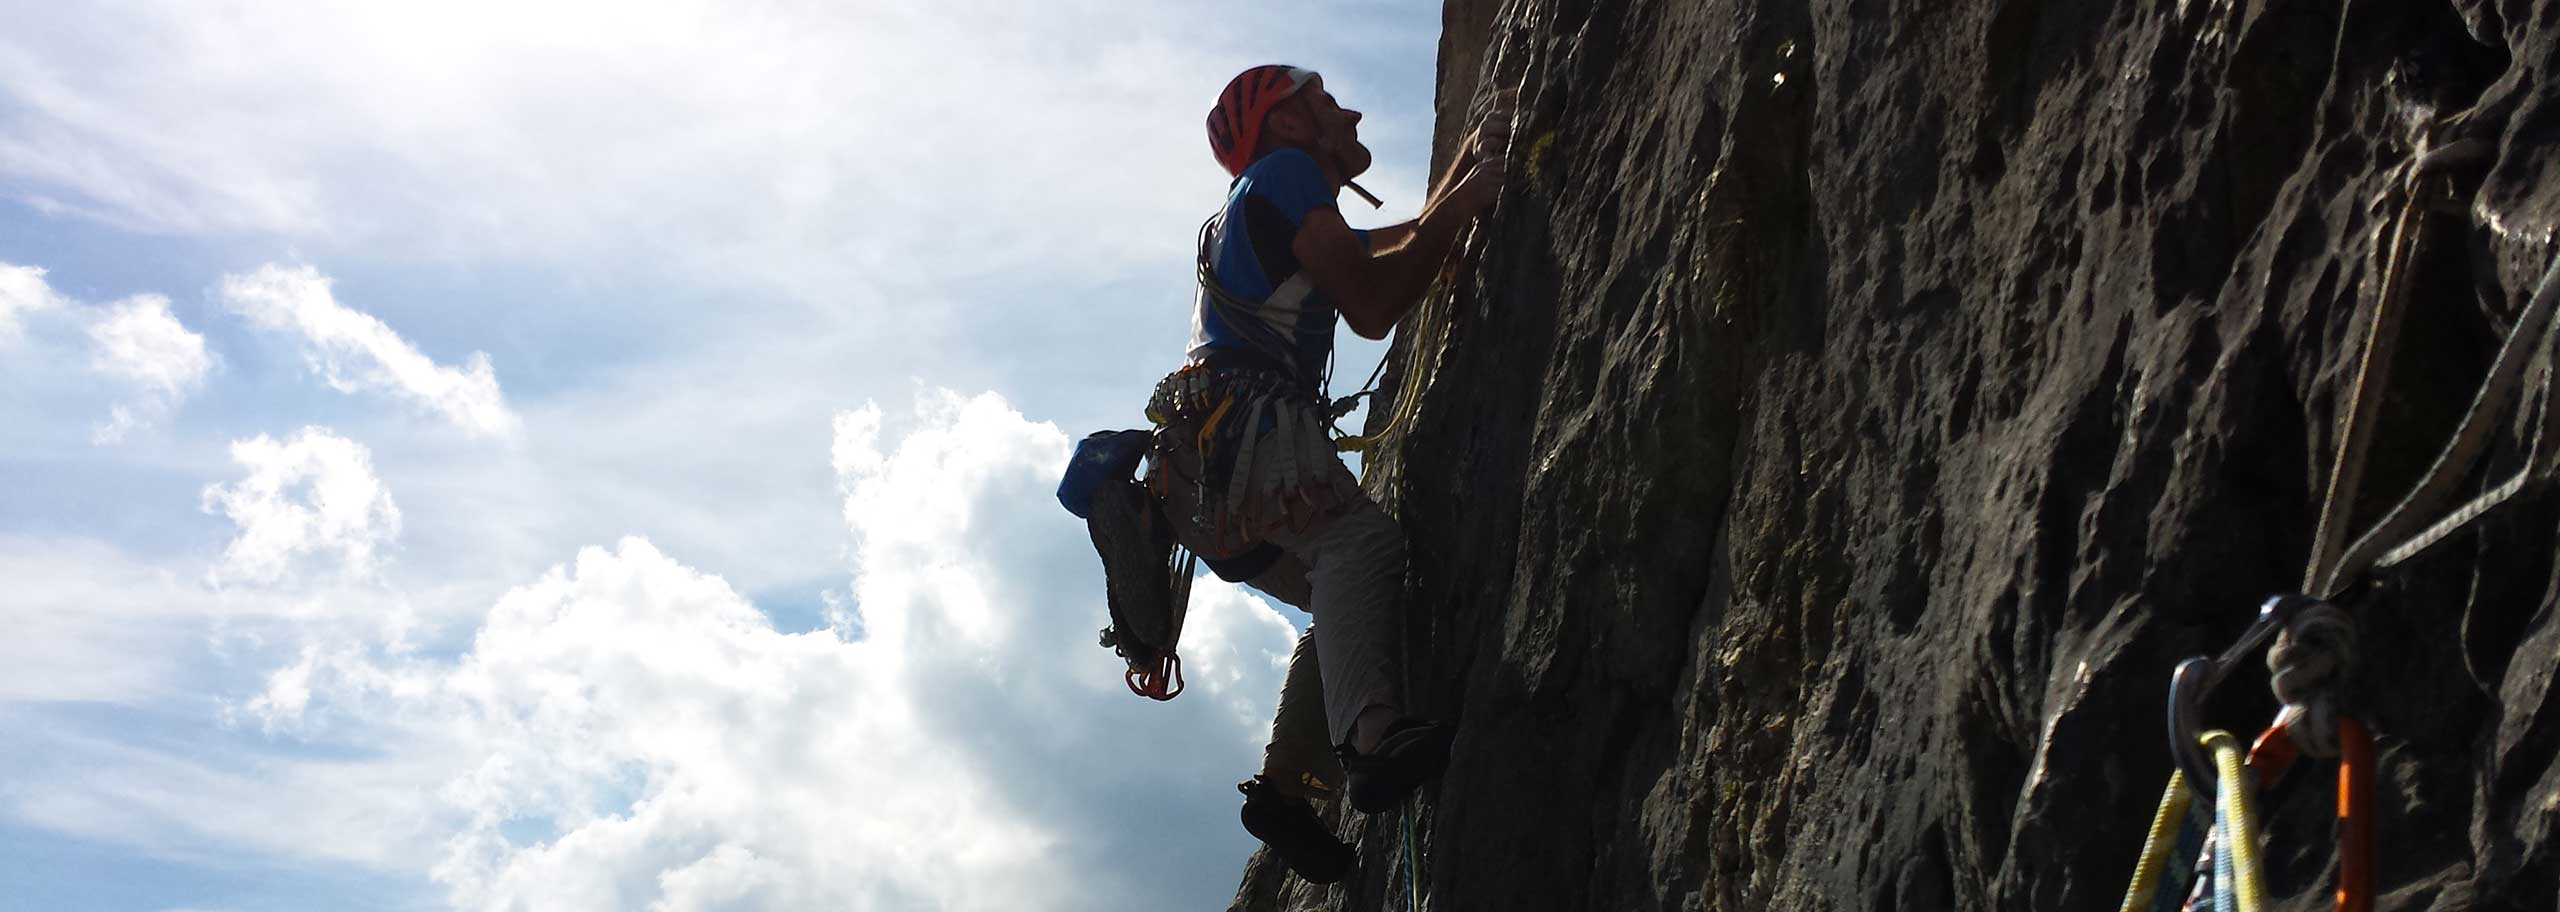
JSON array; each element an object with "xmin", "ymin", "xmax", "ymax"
[
  {"xmin": 1334, "ymin": 250, "xmax": 1459, "ymax": 454},
  {"xmin": 2312, "ymin": 153, "xmax": 2560, "ymax": 596}
]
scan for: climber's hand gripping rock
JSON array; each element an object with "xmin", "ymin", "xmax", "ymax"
[{"xmin": 1442, "ymin": 91, "xmax": 1515, "ymax": 218}]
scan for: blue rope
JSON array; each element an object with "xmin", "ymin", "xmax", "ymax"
[
  {"xmin": 2212, "ymin": 820, "xmax": 2237, "ymax": 912},
  {"xmin": 2183, "ymin": 828, "xmax": 2217, "ymax": 912},
  {"xmin": 2148, "ymin": 800, "xmax": 2211, "ymax": 912}
]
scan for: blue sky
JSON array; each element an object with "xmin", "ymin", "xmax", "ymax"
[{"xmin": 0, "ymin": 3, "xmax": 1446, "ymax": 909}]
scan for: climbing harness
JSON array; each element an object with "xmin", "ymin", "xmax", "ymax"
[{"xmin": 1146, "ymin": 361, "xmax": 1359, "ymax": 552}]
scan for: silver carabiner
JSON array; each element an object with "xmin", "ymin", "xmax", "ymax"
[{"xmin": 2166, "ymin": 593, "xmax": 2321, "ymax": 796}]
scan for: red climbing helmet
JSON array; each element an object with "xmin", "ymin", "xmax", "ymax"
[{"xmin": 1207, "ymin": 65, "xmax": 1320, "ymax": 176}]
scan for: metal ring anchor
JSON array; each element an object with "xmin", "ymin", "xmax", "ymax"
[{"xmin": 2166, "ymin": 593, "xmax": 2323, "ymax": 796}]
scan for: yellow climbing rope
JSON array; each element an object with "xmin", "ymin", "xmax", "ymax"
[
  {"xmin": 2204, "ymin": 730, "xmax": 2269, "ymax": 912},
  {"xmin": 2117, "ymin": 768, "xmax": 2194, "ymax": 912},
  {"xmin": 1335, "ymin": 253, "xmax": 1456, "ymax": 454}
]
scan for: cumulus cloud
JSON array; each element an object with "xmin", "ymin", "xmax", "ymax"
[
  {"xmin": 0, "ymin": 261, "xmax": 66, "ymax": 345},
  {"xmin": 12, "ymin": 389, "xmax": 1300, "ymax": 910},
  {"xmin": 425, "ymin": 537, "xmax": 1051, "ymax": 910},
  {"xmin": 219, "ymin": 264, "xmax": 518, "ymax": 436},
  {"xmin": 201, "ymin": 427, "xmax": 403, "ymax": 585},
  {"xmin": 387, "ymin": 391, "xmax": 1296, "ymax": 910},
  {"xmin": 85, "ymin": 293, "xmax": 213, "ymax": 442}
]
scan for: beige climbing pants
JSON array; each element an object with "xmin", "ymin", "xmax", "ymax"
[{"xmin": 1154, "ymin": 416, "xmax": 1409, "ymax": 800}]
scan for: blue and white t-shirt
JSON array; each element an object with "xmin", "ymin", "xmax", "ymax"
[{"xmin": 1187, "ymin": 148, "xmax": 1370, "ymax": 381}]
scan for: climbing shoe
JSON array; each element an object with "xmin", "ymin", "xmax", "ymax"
[
  {"xmin": 1335, "ymin": 719, "xmax": 1453, "ymax": 814},
  {"xmin": 1238, "ymin": 776, "xmax": 1355, "ymax": 884}
]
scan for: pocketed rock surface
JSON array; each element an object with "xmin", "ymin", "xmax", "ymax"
[{"xmin": 1232, "ymin": 1, "xmax": 2560, "ymax": 909}]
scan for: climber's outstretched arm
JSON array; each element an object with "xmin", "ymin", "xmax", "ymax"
[
  {"xmin": 1295, "ymin": 98, "xmax": 1514, "ymax": 339},
  {"xmin": 1367, "ymin": 222, "xmax": 1416, "ymax": 252},
  {"xmin": 1296, "ymin": 153, "xmax": 1506, "ymax": 339}
]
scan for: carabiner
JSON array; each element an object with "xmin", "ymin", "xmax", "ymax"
[
  {"xmin": 2167, "ymin": 594, "xmax": 2322, "ymax": 797},
  {"xmin": 1125, "ymin": 652, "xmax": 1185, "ymax": 702}
]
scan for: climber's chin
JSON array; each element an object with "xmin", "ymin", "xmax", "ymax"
[{"xmin": 1330, "ymin": 139, "xmax": 1374, "ymax": 183}]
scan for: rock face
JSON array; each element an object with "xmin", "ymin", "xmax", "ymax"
[{"xmin": 1232, "ymin": 1, "xmax": 2560, "ymax": 910}]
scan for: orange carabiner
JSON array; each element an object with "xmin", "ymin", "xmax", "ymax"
[
  {"xmin": 2336, "ymin": 717, "xmax": 2374, "ymax": 912},
  {"xmin": 1124, "ymin": 652, "xmax": 1185, "ymax": 701},
  {"xmin": 2246, "ymin": 723, "xmax": 2301, "ymax": 786},
  {"xmin": 2237, "ymin": 715, "xmax": 2376, "ymax": 912}
]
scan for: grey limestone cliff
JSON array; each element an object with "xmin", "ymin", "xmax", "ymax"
[{"xmin": 1235, "ymin": 1, "xmax": 2560, "ymax": 909}]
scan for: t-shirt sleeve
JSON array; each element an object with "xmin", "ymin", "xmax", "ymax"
[{"xmin": 1243, "ymin": 150, "xmax": 1339, "ymax": 227}]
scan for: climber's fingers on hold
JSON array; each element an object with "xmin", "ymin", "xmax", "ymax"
[
  {"xmin": 1455, "ymin": 154, "xmax": 1507, "ymax": 215},
  {"xmin": 1464, "ymin": 92, "xmax": 1518, "ymax": 164}
]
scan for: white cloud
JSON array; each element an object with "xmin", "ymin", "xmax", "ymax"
[
  {"xmin": 219, "ymin": 264, "xmax": 519, "ymax": 437},
  {"xmin": 0, "ymin": 536, "xmax": 437, "ymax": 708},
  {"xmin": 85, "ymin": 293, "xmax": 213, "ymax": 442},
  {"xmin": 4, "ymin": 722, "xmax": 456, "ymax": 872},
  {"xmin": 0, "ymin": 538, "xmax": 208, "ymax": 703},
  {"xmin": 9, "ymin": 389, "xmax": 1299, "ymax": 910},
  {"xmin": 201, "ymin": 427, "xmax": 403, "ymax": 585},
  {"xmin": 0, "ymin": 2, "xmax": 1358, "ymax": 302},
  {"xmin": 0, "ymin": 261, "xmax": 67, "ymax": 345},
  {"xmin": 369, "ymin": 391, "xmax": 1297, "ymax": 910}
]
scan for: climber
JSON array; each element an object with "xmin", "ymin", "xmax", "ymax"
[{"xmin": 1146, "ymin": 63, "xmax": 1510, "ymax": 883}]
